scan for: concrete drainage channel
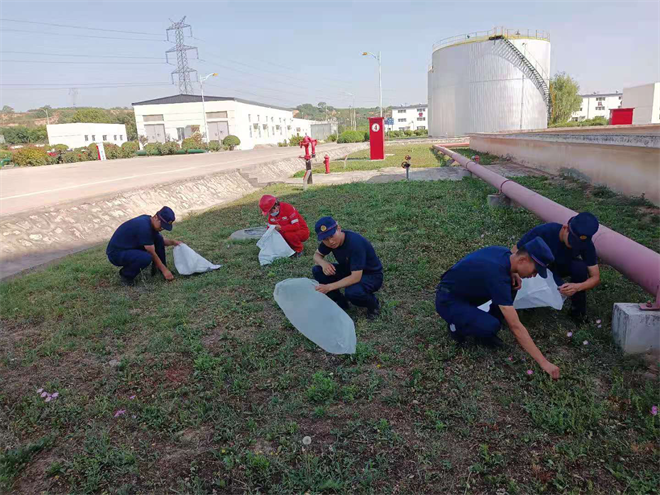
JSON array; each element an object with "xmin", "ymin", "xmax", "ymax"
[{"xmin": 0, "ymin": 143, "xmax": 369, "ymax": 279}]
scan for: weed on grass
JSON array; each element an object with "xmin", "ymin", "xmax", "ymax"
[{"xmin": 1, "ymin": 175, "xmax": 658, "ymax": 493}]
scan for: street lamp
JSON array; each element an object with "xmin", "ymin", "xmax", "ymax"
[
  {"xmin": 344, "ymin": 91, "xmax": 356, "ymax": 130},
  {"xmin": 200, "ymin": 72, "xmax": 218, "ymax": 143},
  {"xmin": 362, "ymin": 51, "xmax": 382, "ymax": 117}
]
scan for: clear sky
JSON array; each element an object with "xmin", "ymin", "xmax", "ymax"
[{"xmin": 1, "ymin": 0, "xmax": 658, "ymax": 112}]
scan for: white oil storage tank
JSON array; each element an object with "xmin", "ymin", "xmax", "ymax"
[{"xmin": 428, "ymin": 27, "xmax": 551, "ymax": 138}]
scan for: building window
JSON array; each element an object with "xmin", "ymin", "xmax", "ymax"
[
  {"xmin": 287, "ymin": 126, "xmax": 292, "ymax": 130},
  {"xmin": 619, "ymin": 96, "xmax": 622, "ymax": 100},
  {"xmin": 206, "ymin": 111, "xmax": 228, "ymax": 119},
  {"xmin": 84, "ymin": 135, "xmax": 89, "ymax": 142},
  {"xmin": 253, "ymin": 123, "xmax": 259, "ymax": 129},
  {"xmin": 248, "ymin": 114, "xmax": 251, "ymax": 122},
  {"xmin": 101, "ymin": 135, "xmax": 106, "ymax": 141},
  {"xmin": 416, "ymin": 108, "xmax": 425, "ymax": 112},
  {"xmin": 257, "ymin": 115, "xmax": 260, "ymax": 122},
  {"xmin": 262, "ymin": 124, "xmax": 267, "ymax": 129},
  {"xmin": 398, "ymin": 110, "xmax": 406, "ymax": 114},
  {"xmin": 113, "ymin": 135, "xmax": 117, "ymax": 140},
  {"xmin": 579, "ymin": 108, "xmax": 583, "ymax": 112},
  {"xmin": 91, "ymin": 135, "xmax": 96, "ymax": 141},
  {"xmin": 271, "ymin": 117, "xmax": 274, "ymax": 122},
  {"xmin": 249, "ymin": 126, "xmax": 252, "ymax": 137},
  {"xmin": 596, "ymin": 106, "xmax": 605, "ymax": 110},
  {"xmin": 417, "ymin": 126, "xmax": 426, "ymax": 130},
  {"xmin": 176, "ymin": 128, "xmax": 185, "ymax": 141},
  {"xmin": 120, "ymin": 135, "xmax": 123, "ymax": 141},
  {"xmin": 417, "ymin": 117, "xmax": 426, "ymax": 121},
  {"xmin": 296, "ymin": 127, "xmax": 301, "ymax": 132},
  {"xmin": 143, "ymin": 114, "xmax": 164, "ymax": 122},
  {"xmin": 398, "ymin": 118, "xmax": 406, "ymax": 122}
]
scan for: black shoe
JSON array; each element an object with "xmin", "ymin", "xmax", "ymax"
[
  {"xmin": 475, "ymin": 335, "xmax": 505, "ymax": 349},
  {"xmin": 366, "ymin": 298, "xmax": 381, "ymax": 320},
  {"xmin": 119, "ymin": 272, "xmax": 135, "ymax": 286},
  {"xmin": 447, "ymin": 323, "xmax": 466, "ymax": 344}
]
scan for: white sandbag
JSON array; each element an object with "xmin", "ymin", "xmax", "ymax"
[
  {"xmin": 257, "ymin": 225, "xmax": 295, "ymax": 266},
  {"xmin": 173, "ymin": 243, "xmax": 222, "ymax": 275},
  {"xmin": 478, "ymin": 269, "xmax": 566, "ymax": 313},
  {"xmin": 274, "ymin": 278, "xmax": 356, "ymax": 354}
]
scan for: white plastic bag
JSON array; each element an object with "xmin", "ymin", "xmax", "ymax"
[
  {"xmin": 256, "ymin": 225, "xmax": 295, "ymax": 266},
  {"xmin": 274, "ymin": 278, "xmax": 356, "ymax": 354},
  {"xmin": 478, "ymin": 269, "xmax": 566, "ymax": 312},
  {"xmin": 173, "ymin": 243, "xmax": 222, "ymax": 275}
]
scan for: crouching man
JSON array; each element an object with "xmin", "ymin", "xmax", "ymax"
[
  {"xmin": 435, "ymin": 238, "xmax": 561, "ymax": 379},
  {"xmin": 312, "ymin": 216, "xmax": 383, "ymax": 320},
  {"xmin": 106, "ymin": 206, "xmax": 181, "ymax": 285}
]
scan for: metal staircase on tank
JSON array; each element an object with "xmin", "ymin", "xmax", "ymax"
[{"xmin": 490, "ymin": 35, "xmax": 552, "ymax": 122}]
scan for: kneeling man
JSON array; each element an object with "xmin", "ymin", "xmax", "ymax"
[
  {"xmin": 106, "ymin": 206, "xmax": 181, "ymax": 285},
  {"xmin": 436, "ymin": 238, "xmax": 560, "ymax": 379}
]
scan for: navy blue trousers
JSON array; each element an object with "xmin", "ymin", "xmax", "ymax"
[
  {"xmin": 554, "ymin": 260, "xmax": 589, "ymax": 314},
  {"xmin": 435, "ymin": 290, "xmax": 506, "ymax": 338},
  {"xmin": 312, "ymin": 264, "xmax": 382, "ymax": 310},
  {"xmin": 107, "ymin": 236, "xmax": 166, "ymax": 280}
]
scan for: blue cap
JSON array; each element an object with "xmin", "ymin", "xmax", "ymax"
[
  {"xmin": 157, "ymin": 206, "xmax": 175, "ymax": 231},
  {"xmin": 522, "ymin": 237, "xmax": 555, "ymax": 278},
  {"xmin": 315, "ymin": 216, "xmax": 338, "ymax": 240},
  {"xmin": 568, "ymin": 212, "xmax": 599, "ymax": 249}
]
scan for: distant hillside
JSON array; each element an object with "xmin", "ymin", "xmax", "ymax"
[{"xmin": 0, "ymin": 106, "xmax": 133, "ymax": 128}]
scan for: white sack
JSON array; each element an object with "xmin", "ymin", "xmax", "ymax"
[
  {"xmin": 173, "ymin": 243, "xmax": 222, "ymax": 275},
  {"xmin": 274, "ymin": 278, "xmax": 356, "ymax": 354},
  {"xmin": 257, "ymin": 224, "xmax": 295, "ymax": 266},
  {"xmin": 478, "ymin": 270, "xmax": 566, "ymax": 313}
]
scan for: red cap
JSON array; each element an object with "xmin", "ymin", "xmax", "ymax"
[{"xmin": 259, "ymin": 195, "xmax": 277, "ymax": 216}]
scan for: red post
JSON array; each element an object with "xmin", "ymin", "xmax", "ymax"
[
  {"xmin": 368, "ymin": 117, "xmax": 385, "ymax": 160},
  {"xmin": 324, "ymin": 154, "xmax": 330, "ymax": 174}
]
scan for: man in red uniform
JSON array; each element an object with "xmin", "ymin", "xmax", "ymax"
[{"xmin": 259, "ymin": 195, "xmax": 310, "ymax": 257}]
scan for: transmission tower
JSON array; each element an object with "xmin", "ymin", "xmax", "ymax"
[
  {"xmin": 69, "ymin": 88, "xmax": 79, "ymax": 107},
  {"xmin": 166, "ymin": 16, "xmax": 198, "ymax": 95}
]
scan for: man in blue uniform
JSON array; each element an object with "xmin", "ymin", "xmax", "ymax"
[
  {"xmin": 312, "ymin": 216, "xmax": 383, "ymax": 320},
  {"xmin": 106, "ymin": 206, "xmax": 181, "ymax": 285},
  {"xmin": 436, "ymin": 238, "xmax": 561, "ymax": 379},
  {"xmin": 513, "ymin": 212, "xmax": 600, "ymax": 322}
]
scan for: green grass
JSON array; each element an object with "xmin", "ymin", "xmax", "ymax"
[{"xmin": 1, "ymin": 176, "xmax": 658, "ymax": 493}]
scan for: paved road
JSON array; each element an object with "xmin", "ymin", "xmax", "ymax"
[{"xmin": 0, "ymin": 143, "xmax": 348, "ymax": 217}]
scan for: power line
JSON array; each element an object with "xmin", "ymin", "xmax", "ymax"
[
  {"xmin": 1, "ymin": 60, "xmax": 167, "ymax": 65},
  {"xmin": 0, "ymin": 81, "xmax": 170, "ymax": 86},
  {"xmin": 0, "ymin": 18, "xmax": 163, "ymax": 37},
  {"xmin": 0, "ymin": 50, "xmax": 163, "ymax": 60},
  {"xmin": 1, "ymin": 84, "xmax": 173, "ymax": 91},
  {"xmin": 1, "ymin": 29, "xmax": 168, "ymax": 42}
]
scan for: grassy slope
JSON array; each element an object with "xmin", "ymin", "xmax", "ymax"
[{"xmin": 1, "ymin": 176, "xmax": 658, "ymax": 494}]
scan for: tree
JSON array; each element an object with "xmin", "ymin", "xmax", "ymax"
[
  {"xmin": 115, "ymin": 113, "xmax": 138, "ymax": 141},
  {"xmin": 549, "ymin": 73, "xmax": 582, "ymax": 126},
  {"xmin": 1, "ymin": 105, "xmax": 14, "ymax": 114},
  {"xmin": 68, "ymin": 108, "xmax": 113, "ymax": 123}
]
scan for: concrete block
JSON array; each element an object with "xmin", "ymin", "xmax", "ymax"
[
  {"xmin": 612, "ymin": 303, "xmax": 660, "ymax": 354},
  {"xmin": 487, "ymin": 193, "xmax": 511, "ymax": 208}
]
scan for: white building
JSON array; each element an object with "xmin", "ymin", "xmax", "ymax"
[
  {"xmin": 46, "ymin": 123, "xmax": 127, "ymax": 149},
  {"xmin": 389, "ymin": 105, "xmax": 428, "ymax": 131},
  {"xmin": 571, "ymin": 92, "xmax": 622, "ymax": 122},
  {"xmin": 622, "ymin": 82, "xmax": 660, "ymax": 124},
  {"xmin": 132, "ymin": 95, "xmax": 332, "ymax": 150}
]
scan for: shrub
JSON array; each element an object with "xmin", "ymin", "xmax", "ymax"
[
  {"xmin": 74, "ymin": 147, "xmax": 95, "ymax": 161},
  {"xmin": 277, "ymin": 141, "xmax": 288, "ymax": 147},
  {"xmin": 208, "ymin": 140, "xmax": 221, "ymax": 152},
  {"xmin": 403, "ymin": 129, "xmax": 414, "ymax": 137},
  {"xmin": 102, "ymin": 142, "xmax": 121, "ymax": 159},
  {"xmin": 181, "ymin": 136, "xmax": 203, "ymax": 151},
  {"xmin": 144, "ymin": 143, "xmax": 162, "ymax": 156},
  {"xmin": 326, "ymin": 133, "xmax": 337, "ymax": 142},
  {"xmin": 337, "ymin": 130, "xmax": 366, "ymax": 143},
  {"xmin": 288, "ymin": 134, "xmax": 303, "ymax": 147},
  {"xmin": 121, "ymin": 141, "xmax": 139, "ymax": 158},
  {"xmin": 161, "ymin": 141, "xmax": 180, "ymax": 155},
  {"xmin": 62, "ymin": 151, "xmax": 86, "ymax": 163},
  {"xmin": 222, "ymin": 135, "xmax": 240, "ymax": 150},
  {"xmin": 364, "ymin": 131, "xmax": 370, "ymax": 141},
  {"xmin": 51, "ymin": 144, "xmax": 69, "ymax": 152},
  {"xmin": 11, "ymin": 147, "xmax": 51, "ymax": 167},
  {"xmin": 414, "ymin": 128, "xmax": 428, "ymax": 136},
  {"xmin": 0, "ymin": 150, "xmax": 12, "ymax": 160},
  {"xmin": 87, "ymin": 143, "xmax": 100, "ymax": 160}
]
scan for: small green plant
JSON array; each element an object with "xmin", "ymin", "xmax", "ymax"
[
  {"xmin": 51, "ymin": 144, "xmax": 69, "ymax": 152},
  {"xmin": 62, "ymin": 151, "xmax": 86, "ymax": 163},
  {"xmin": 288, "ymin": 134, "xmax": 303, "ymax": 147},
  {"xmin": 102, "ymin": 142, "xmax": 122, "ymax": 159},
  {"xmin": 337, "ymin": 130, "xmax": 366, "ymax": 143},
  {"xmin": 208, "ymin": 140, "xmax": 221, "ymax": 152},
  {"xmin": 143, "ymin": 143, "xmax": 161, "ymax": 156},
  {"xmin": 414, "ymin": 128, "xmax": 428, "ymax": 136},
  {"xmin": 181, "ymin": 136, "xmax": 203, "ymax": 151},
  {"xmin": 0, "ymin": 436, "xmax": 52, "ymax": 489},
  {"xmin": 306, "ymin": 371, "xmax": 338, "ymax": 404},
  {"xmin": 222, "ymin": 135, "xmax": 240, "ymax": 150},
  {"xmin": 11, "ymin": 147, "xmax": 51, "ymax": 166},
  {"xmin": 326, "ymin": 133, "xmax": 337, "ymax": 142},
  {"xmin": 120, "ymin": 141, "xmax": 139, "ymax": 158},
  {"xmin": 403, "ymin": 129, "xmax": 414, "ymax": 137},
  {"xmin": 161, "ymin": 141, "xmax": 180, "ymax": 155}
]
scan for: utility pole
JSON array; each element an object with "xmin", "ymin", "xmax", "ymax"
[
  {"xmin": 166, "ymin": 16, "xmax": 198, "ymax": 95},
  {"xmin": 42, "ymin": 108, "xmax": 50, "ymax": 125},
  {"xmin": 69, "ymin": 88, "xmax": 78, "ymax": 107}
]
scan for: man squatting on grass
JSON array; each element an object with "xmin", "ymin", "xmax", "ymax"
[
  {"xmin": 435, "ymin": 237, "xmax": 561, "ymax": 380},
  {"xmin": 106, "ymin": 206, "xmax": 182, "ymax": 285}
]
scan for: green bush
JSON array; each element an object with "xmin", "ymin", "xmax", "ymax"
[
  {"xmin": 144, "ymin": 143, "xmax": 162, "ymax": 156},
  {"xmin": 0, "ymin": 150, "xmax": 12, "ymax": 160},
  {"xmin": 51, "ymin": 144, "xmax": 69, "ymax": 152},
  {"xmin": 403, "ymin": 129, "xmax": 414, "ymax": 137},
  {"xmin": 161, "ymin": 141, "xmax": 180, "ymax": 155},
  {"xmin": 121, "ymin": 141, "xmax": 139, "ymax": 158},
  {"xmin": 222, "ymin": 135, "xmax": 240, "ymax": 150},
  {"xmin": 277, "ymin": 141, "xmax": 288, "ymax": 147},
  {"xmin": 102, "ymin": 142, "xmax": 122, "ymax": 159},
  {"xmin": 326, "ymin": 133, "xmax": 337, "ymax": 142},
  {"xmin": 288, "ymin": 134, "xmax": 303, "ymax": 147},
  {"xmin": 11, "ymin": 147, "xmax": 51, "ymax": 167},
  {"xmin": 414, "ymin": 128, "xmax": 428, "ymax": 136},
  {"xmin": 337, "ymin": 130, "xmax": 366, "ymax": 143},
  {"xmin": 208, "ymin": 140, "xmax": 221, "ymax": 152},
  {"xmin": 87, "ymin": 143, "xmax": 100, "ymax": 160},
  {"xmin": 181, "ymin": 136, "xmax": 203, "ymax": 151},
  {"xmin": 62, "ymin": 151, "xmax": 87, "ymax": 163},
  {"xmin": 74, "ymin": 147, "xmax": 94, "ymax": 161},
  {"xmin": 388, "ymin": 130, "xmax": 402, "ymax": 138}
]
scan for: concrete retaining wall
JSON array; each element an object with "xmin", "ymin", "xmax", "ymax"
[
  {"xmin": 0, "ymin": 143, "xmax": 368, "ymax": 278},
  {"xmin": 469, "ymin": 125, "xmax": 660, "ymax": 205}
]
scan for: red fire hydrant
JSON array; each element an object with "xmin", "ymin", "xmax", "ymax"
[
  {"xmin": 324, "ymin": 154, "xmax": 330, "ymax": 174},
  {"xmin": 310, "ymin": 138, "xmax": 318, "ymax": 158}
]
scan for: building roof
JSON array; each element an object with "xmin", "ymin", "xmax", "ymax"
[
  {"xmin": 132, "ymin": 94, "xmax": 292, "ymax": 111},
  {"xmin": 579, "ymin": 92, "xmax": 621, "ymax": 98},
  {"xmin": 392, "ymin": 104, "xmax": 428, "ymax": 110}
]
